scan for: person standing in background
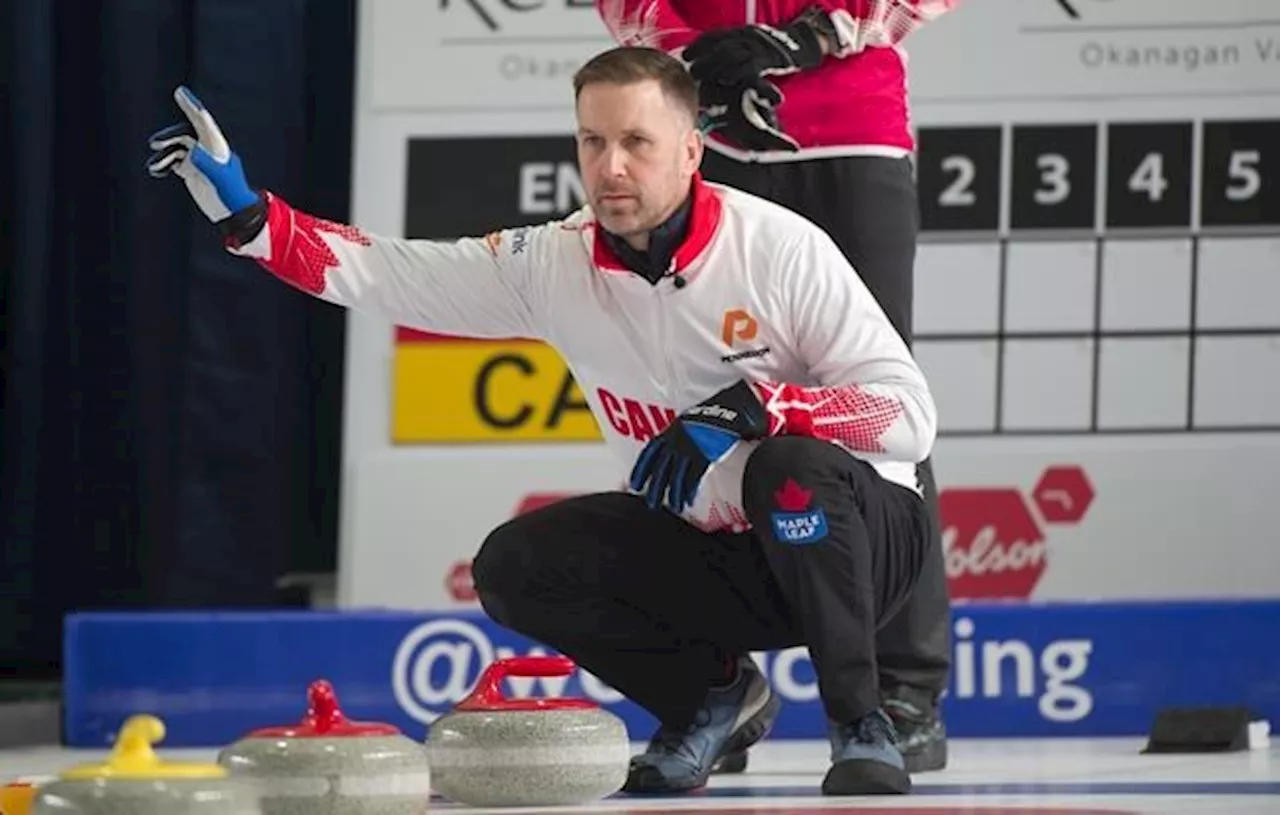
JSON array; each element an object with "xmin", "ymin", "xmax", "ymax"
[{"xmin": 597, "ymin": 0, "xmax": 961, "ymax": 775}]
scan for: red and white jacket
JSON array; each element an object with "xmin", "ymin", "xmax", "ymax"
[
  {"xmin": 597, "ymin": 0, "xmax": 960, "ymax": 161},
  {"xmin": 228, "ymin": 176, "xmax": 937, "ymax": 534}
]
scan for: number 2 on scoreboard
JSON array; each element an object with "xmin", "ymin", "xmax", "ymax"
[
  {"xmin": 917, "ymin": 126, "xmax": 1002, "ymax": 232},
  {"xmin": 939, "ymin": 155, "xmax": 977, "ymax": 206}
]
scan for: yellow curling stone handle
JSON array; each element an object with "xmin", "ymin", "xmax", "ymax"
[
  {"xmin": 59, "ymin": 715, "xmax": 227, "ymax": 780},
  {"xmin": 0, "ymin": 782, "xmax": 36, "ymax": 815}
]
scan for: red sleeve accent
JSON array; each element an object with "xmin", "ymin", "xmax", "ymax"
[
  {"xmin": 595, "ymin": 0, "xmax": 700, "ymax": 52},
  {"xmin": 820, "ymin": 0, "xmax": 961, "ymax": 48},
  {"xmin": 237, "ymin": 192, "xmax": 372, "ymax": 295},
  {"xmin": 753, "ymin": 381, "xmax": 905, "ymax": 455}
]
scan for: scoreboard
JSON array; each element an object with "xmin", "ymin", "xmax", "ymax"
[
  {"xmin": 910, "ymin": 117, "xmax": 1280, "ymax": 437},
  {"xmin": 917, "ymin": 119, "xmax": 1280, "ymax": 233}
]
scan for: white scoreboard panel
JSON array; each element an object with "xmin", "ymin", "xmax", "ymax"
[
  {"xmin": 339, "ymin": 0, "xmax": 1280, "ymax": 607},
  {"xmin": 911, "ymin": 117, "xmax": 1280, "ymax": 437}
]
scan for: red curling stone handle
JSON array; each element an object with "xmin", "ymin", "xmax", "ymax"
[{"xmin": 454, "ymin": 655, "xmax": 599, "ymax": 711}]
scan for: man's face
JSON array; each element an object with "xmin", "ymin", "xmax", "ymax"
[{"xmin": 575, "ymin": 79, "xmax": 702, "ymax": 241}]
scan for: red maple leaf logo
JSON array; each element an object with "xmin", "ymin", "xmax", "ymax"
[
  {"xmin": 774, "ymin": 479, "xmax": 812, "ymax": 512},
  {"xmin": 261, "ymin": 193, "xmax": 372, "ymax": 294},
  {"xmin": 754, "ymin": 382, "xmax": 904, "ymax": 453}
]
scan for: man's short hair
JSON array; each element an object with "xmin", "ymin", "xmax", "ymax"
[{"xmin": 572, "ymin": 46, "xmax": 699, "ymax": 123}]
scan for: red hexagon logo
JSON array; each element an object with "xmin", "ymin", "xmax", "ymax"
[
  {"xmin": 445, "ymin": 560, "xmax": 477, "ymax": 603},
  {"xmin": 940, "ymin": 487, "xmax": 1048, "ymax": 600},
  {"xmin": 1032, "ymin": 465, "xmax": 1095, "ymax": 525}
]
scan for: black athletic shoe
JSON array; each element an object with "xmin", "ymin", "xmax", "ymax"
[
  {"xmin": 881, "ymin": 685, "xmax": 947, "ymax": 773},
  {"xmin": 623, "ymin": 657, "xmax": 779, "ymax": 793},
  {"xmin": 821, "ymin": 709, "xmax": 912, "ymax": 795},
  {"xmin": 715, "ymin": 685, "xmax": 948, "ymax": 777}
]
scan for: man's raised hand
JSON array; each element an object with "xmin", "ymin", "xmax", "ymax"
[{"xmin": 146, "ymin": 86, "xmax": 260, "ymax": 223}]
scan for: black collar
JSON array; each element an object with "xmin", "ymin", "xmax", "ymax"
[{"xmin": 599, "ymin": 193, "xmax": 693, "ymax": 286}]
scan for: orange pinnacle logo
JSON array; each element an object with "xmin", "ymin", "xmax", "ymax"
[{"xmin": 721, "ymin": 309, "xmax": 758, "ymax": 347}]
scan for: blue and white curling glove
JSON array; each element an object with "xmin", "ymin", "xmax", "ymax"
[
  {"xmin": 145, "ymin": 86, "xmax": 260, "ymax": 223},
  {"xmin": 629, "ymin": 380, "xmax": 770, "ymax": 514}
]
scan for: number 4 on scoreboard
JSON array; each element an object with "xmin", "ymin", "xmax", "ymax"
[
  {"xmin": 1127, "ymin": 152, "xmax": 1169, "ymax": 203},
  {"xmin": 1105, "ymin": 122, "xmax": 1193, "ymax": 229}
]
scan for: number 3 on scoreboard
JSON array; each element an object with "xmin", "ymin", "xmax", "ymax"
[{"xmin": 1009, "ymin": 124, "xmax": 1097, "ymax": 231}]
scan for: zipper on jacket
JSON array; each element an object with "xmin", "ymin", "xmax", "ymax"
[
  {"xmin": 655, "ymin": 260, "xmax": 684, "ymax": 408},
  {"xmin": 746, "ymin": 0, "xmax": 756, "ymax": 24}
]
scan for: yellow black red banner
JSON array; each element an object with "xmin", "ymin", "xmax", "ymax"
[{"xmin": 392, "ymin": 328, "xmax": 603, "ymax": 443}]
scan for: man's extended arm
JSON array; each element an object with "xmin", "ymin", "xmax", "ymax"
[
  {"xmin": 757, "ymin": 231, "xmax": 937, "ymax": 464},
  {"xmin": 147, "ymin": 85, "xmax": 546, "ymax": 341},
  {"xmin": 226, "ymin": 194, "xmax": 545, "ymax": 340}
]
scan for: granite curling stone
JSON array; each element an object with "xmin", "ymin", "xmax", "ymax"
[
  {"xmin": 425, "ymin": 655, "xmax": 630, "ymax": 807},
  {"xmin": 217, "ymin": 679, "xmax": 430, "ymax": 815},
  {"xmin": 33, "ymin": 715, "xmax": 259, "ymax": 815}
]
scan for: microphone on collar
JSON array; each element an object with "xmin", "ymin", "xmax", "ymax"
[{"xmin": 672, "ymin": 274, "xmax": 686, "ymax": 289}]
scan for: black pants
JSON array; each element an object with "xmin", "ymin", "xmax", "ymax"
[
  {"xmin": 471, "ymin": 436, "xmax": 934, "ymax": 728},
  {"xmin": 700, "ymin": 151, "xmax": 951, "ymax": 700}
]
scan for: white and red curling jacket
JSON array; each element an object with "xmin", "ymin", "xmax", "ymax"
[
  {"xmin": 227, "ymin": 176, "xmax": 937, "ymax": 534},
  {"xmin": 597, "ymin": 0, "xmax": 961, "ymax": 161}
]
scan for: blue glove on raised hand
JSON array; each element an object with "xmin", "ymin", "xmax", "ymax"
[
  {"xmin": 145, "ymin": 86, "xmax": 260, "ymax": 223},
  {"xmin": 629, "ymin": 380, "xmax": 769, "ymax": 514}
]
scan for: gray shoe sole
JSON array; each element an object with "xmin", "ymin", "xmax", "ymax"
[
  {"xmin": 711, "ymin": 749, "xmax": 748, "ymax": 774},
  {"xmin": 903, "ymin": 737, "xmax": 947, "ymax": 773},
  {"xmin": 822, "ymin": 757, "xmax": 912, "ymax": 795},
  {"xmin": 715, "ymin": 736, "xmax": 946, "ymax": 775}
]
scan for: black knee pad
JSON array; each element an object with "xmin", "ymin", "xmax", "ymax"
[
  {"xmin": 744, "ymin": 436, "xmax": 816, "ymax": 480},
  {"xmin": 745, "ymin": 436, "xmax": 877, "ymax": 493},
  {"xmin": 470, "ymin": 517, "xmax": 537, "ymax": 624}
]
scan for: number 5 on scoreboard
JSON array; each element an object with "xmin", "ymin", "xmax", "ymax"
[{"xmin": 1201, "ymin": 120, "xmax": 1279, "ymax": 227}]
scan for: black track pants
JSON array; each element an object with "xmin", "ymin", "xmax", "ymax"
[{"xmin": 471, "ymin": 436, "xmax": 934, "ymax": 727}]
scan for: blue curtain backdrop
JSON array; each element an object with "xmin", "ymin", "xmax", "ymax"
[{"xmin": 0, "ymin": 0, "xmax": 355, "ymax": 679}]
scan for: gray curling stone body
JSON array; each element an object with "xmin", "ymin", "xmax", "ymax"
[
  {"xmin": 425, "ymin": 656, "xmax": 631, "ymax": 807},
  {"xmin": 217, "ymin": 680, "xmax": 430, "ymax": 815},
  {"xmin": 34, "ymin": 715, "xmax": 261, "ymax": 815},
  {"xmin": 34, "ymin": 777, "xmax": 261, "ymax": 815}
]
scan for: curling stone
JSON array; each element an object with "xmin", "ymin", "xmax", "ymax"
[
  {"xmin": 425, "ymin": 655, "xmax": 630, "ymax": 808},
  {"xmin": 217, "ymin": 679, "xmax": 430, "ymax": 815},
  {"xmin": 32, "ymin": 715, "xmax": 259, "ymax": 815}
]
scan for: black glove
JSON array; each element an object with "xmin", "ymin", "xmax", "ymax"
[
  {"xmin": 698, "ymin": 77, "xmax": 799, "ymax": 153},
  {"xmin": 683, "ymin": 7, "xmax": 833, "ymax": 88},
  {"xmin": 629, "ymin": 380, "xmax": 770, "ymax": 513}
]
